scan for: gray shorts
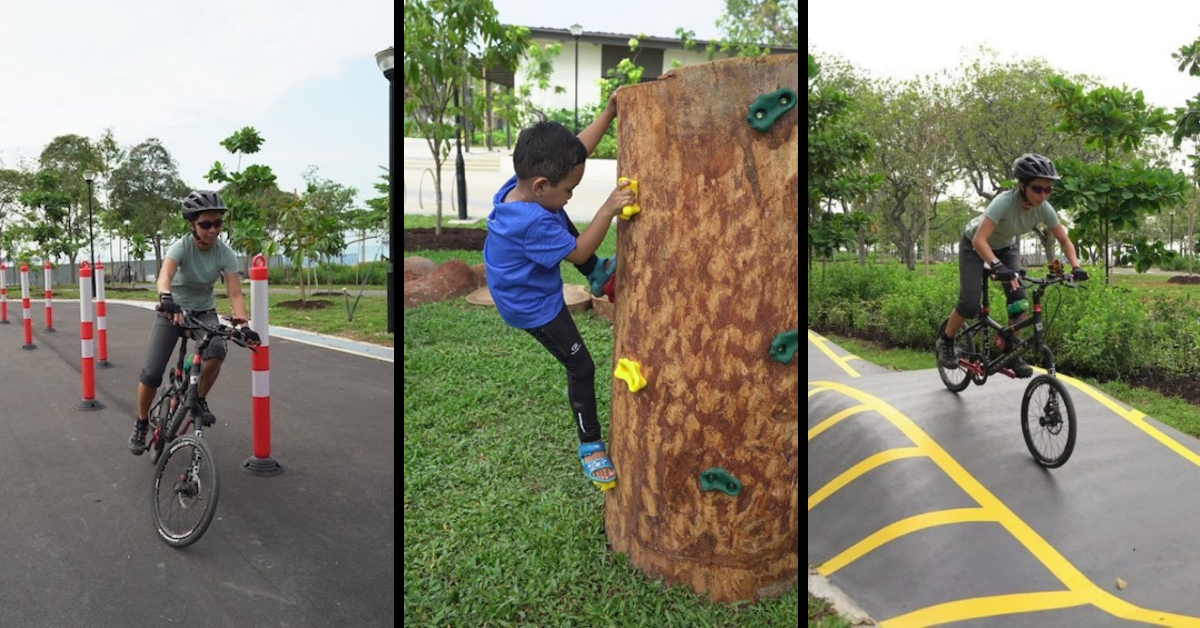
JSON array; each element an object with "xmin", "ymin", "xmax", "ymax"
[
  {"xmin": 138, "ymin": 309, "xmax": 228, "ymax": 389},
  {"xmin": 954, "ymin": 235, "xmax": 1027, "ymax": 320}
]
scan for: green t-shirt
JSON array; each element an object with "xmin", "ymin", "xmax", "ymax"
[
  {"xmin": 964, "ymin": 189, "xmax": 1061, "ymax": 250},
  {"xmin": 164, "ymin": 235, "xmax": 239, "ymax": 311}
]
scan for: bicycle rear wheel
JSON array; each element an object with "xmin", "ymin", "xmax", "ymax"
[
  {"xmin": 1021, "ymin": 374, "xmax": 1077, "ymax": 468},
  {"xmin": 151, "ymin": 435, "xmax": 220, "ymax": 548}
]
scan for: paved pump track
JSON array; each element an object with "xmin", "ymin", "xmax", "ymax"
[{"xmin": 808, "ymin": 330, "xmax": 1200, "ymax": 627}]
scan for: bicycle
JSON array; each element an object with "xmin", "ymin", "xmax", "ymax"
[
  {"xmin": 147, "ymin": 312, "xmax": 257, "ymax": 548},
  {"xmin": 936, "ymin": 262, "xmax": 1081, "ymax": 468}
]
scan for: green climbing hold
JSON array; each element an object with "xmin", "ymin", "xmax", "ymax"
[
  {"xmin": 700, "ymin": 468, "xmax": 743, "ymax": 496},
  {"xmin": 770, "ymin": 328, "xmax": 799, "ymax": 364},
  {"xmin": 745, "ymin": 88, "xmax": 797, "ymax": 133}
]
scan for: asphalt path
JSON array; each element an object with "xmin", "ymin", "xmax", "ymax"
[
  {"xmin": 808, "ymin": 329, "xmax": 1200, "ymax": 627},
  {"xmin": 0, "ymin": 300, "xmax": 394, "ymax": 627}
]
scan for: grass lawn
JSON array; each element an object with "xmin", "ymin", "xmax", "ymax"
[
  {"xmin": 404, "ymin": 299, "xmax": 797, "ymax": 625},
  {"xmin": 50, "ymin": 286, "xmax": 393, "ymax": 347}
]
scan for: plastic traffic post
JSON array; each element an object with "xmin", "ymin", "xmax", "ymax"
[
  {"xmin": 0, "ymin": 262, "xmax": 9, "ymax": 324},
  {"xmin": 242, "ymin": 254, "xmax": 283, "ymax": 477},
  {"xmin": 95, "ymin": 260, "xmax": 109, "ymax": 367},
  {"xmin": 42, "ymin": 260, "xmax": 55, "ymax": 332},
  {"xmin": 75, "ymin": 261, "xmax": 103, "ymax": 410},
  {"xmin": 20, "ymin": 264, "xmax": 35, "ymax": 350}
]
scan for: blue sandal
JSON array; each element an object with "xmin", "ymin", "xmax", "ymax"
[{"xmin": 578, "ymin": 441, "xmax": 617, "ymax": 491}]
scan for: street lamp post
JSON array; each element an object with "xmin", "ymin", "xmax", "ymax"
[
  {"xmin": 123, "ymin": 219, "xmax": 131, "ymax": 285},
  {"xmin": 1170, "ymin": 211, "xmax": 1176, "ymax": 252},
  {"xmin": 569, "ymin": 24, "xmax": 582, "ymax": 134},
  {"xmin": 377, "ymin": 45, "xmax": 395, "ymax": 334},
  {"xmin": 83, "ymin": 171, "xmax": 97, "ymax": 294}
]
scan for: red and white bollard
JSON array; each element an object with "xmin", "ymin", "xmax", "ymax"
[
  {"xmin": 76, "ymin": 262, "xmax": 103, "ymax": 410},
  {"xmin": 42, "ymin": 260, "xmax": 56, "ymax": 333},
  {"xmin": 242, "ymin": 254, "xmax": 282, "ymax": 476},
  {"xmin": 20, "ymin": 263, "xmax": 35, "ymax": 350},
  {"xmin": 0, "ymin": 262, "xmax": 9, "ymax": 324},
  {"xmin": 95, "ymin": 260, "xmax": 109, "ymax": 367}
]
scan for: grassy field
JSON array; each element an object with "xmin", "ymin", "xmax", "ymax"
[
  {"xmin": 46, "ymin": 285, "xmax": 393, "ymax": 347},
  {"xmin": 403, "ymin": 222, "xmax": 798, "ymax": 626}
]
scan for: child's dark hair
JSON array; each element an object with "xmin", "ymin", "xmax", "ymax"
[{"xmin": 512, "ymin": 121, "xmax": 587, "ymax": 185}]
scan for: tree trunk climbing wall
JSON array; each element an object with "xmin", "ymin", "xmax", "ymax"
[{"xmin": 604, "ymin": 53, "xmax": 799, "ymax": 603}]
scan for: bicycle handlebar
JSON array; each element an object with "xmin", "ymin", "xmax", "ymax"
[{"xmin": 179, "ymin": 312, "xmax": 259, "ymax": 351}]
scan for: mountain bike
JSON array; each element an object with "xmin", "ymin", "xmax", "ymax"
[
  {"xmin": 148, "ymin": 312, "xmax": 257, "ymax": 548},
  {"xmin": 936, "ymin": 263, "xmax": 1081, "ymax": 468}
]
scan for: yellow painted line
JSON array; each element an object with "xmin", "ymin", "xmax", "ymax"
[
  {"xmin": 1049, "ymin": 370, "xmax": 1200, "ymax": 469},
  {"xmin": 843, "ymin": 353, "xmax": 863, "ymax": 362},
  {"xmin": 810, "ymin": 380, "xmax": 1200, "ymax": 626},
  {"xmin": 808, "ymin": 447, "xmax": 924, "ymax": 510},
  {"xmin": 881, "ymin": 591, "xmax": 1086, "ymax": 628},
  {"xmin": 808, "ymin": 385, "xmax": 831, "ymax": 398},
  {"xmin": 818, "ymin": 508, "xmax": 995, "ymax": 575},
  {"xmin": 807, "ymin": 329, "xmax": 860, "ymax": 378},
  {"xmin": 807, "ymin": 404, "xmax": 870, "ymax": 442}
]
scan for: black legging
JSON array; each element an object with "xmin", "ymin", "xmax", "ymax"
[{"xmin": 525, "ymin": 303, "xmax": 601, "ymax": 443}]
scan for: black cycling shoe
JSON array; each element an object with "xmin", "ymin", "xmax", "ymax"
[
  {"xmin": 128, "ymin": 420, "xmax": 149, "ymax": 455},
  {"xmin": 196, "ymin": 398, "xmax": 216, "ymax": 427},
  {"xmin": 1007, "ymin": 357, "xmax": 1034, "ymax": 378},
  {"xmin": 936, "ymin": 335, "xmax": 958, "ymax": 369}
]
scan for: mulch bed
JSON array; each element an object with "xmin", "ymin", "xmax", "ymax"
[{"xmin": 404, "ymin": 228, "xmax": 487, "ymax": 252}]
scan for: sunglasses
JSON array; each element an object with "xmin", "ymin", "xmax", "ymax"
[
  {"xmin": 196, "ymin": 219, "xmax": 223, "ymax": 230},
  {"xmin": 1028, "ymin": 184, "xmax": 1054, "ymax": 196}
]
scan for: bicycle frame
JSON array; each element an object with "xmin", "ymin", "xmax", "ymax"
[{"xmin": 959, "ymin": 271, "xmax": 1073, "ymax": 379}]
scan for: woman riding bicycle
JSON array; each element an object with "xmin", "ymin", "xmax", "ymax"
[
  {"xmin": 935, "ymin": 154, "xmax": 1088, "ymax": 378},
  {"xmin": 128, "ymin": 190, "xmax": 260, "ymax": 454}
]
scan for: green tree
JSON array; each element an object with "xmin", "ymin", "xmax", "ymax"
[
  {"xmin": 1170, "ymin": 28, "xmax": 1200, "ymax": 273},
  {"xmin": 205, "ymin": 126, "xmax": 285, "ymax": 268},
  {"xmin": 37, "ymin": 134, "xmax": 104, "ymax": 265},
  {"xmin": 1048, "ymin": 76, "xmax": 1187, "ymax": 282},
  {"xmin": 403, "ymin": 0, "xmax": 529, "ymax": 234},
  {"xmin": 107, "ymin": 138, "xmax": 189, "ymax": 269},
  {"xmin": 807, "ymin": 53, "xmax": 880, "ymax": 268},
  {"xmin": 711, "ymin": 0, "xmax": 797, "ymax": 57}
]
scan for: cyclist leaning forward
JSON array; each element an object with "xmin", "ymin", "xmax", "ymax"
[
  {"xmin": 128, "ymin": 190, "xmax": 259, "ymax": 454},
  {"xmin": 935, "ymin": 154, "xmax": 1088, "ymax": 378}
]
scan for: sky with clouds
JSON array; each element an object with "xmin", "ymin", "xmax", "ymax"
[
  {"xmin": 0, "ymin": 0, "xmax": 394, "ymax": 207},
  {"xmin": 808, "ymin": 1, "xmax": 1200, "ymax": 111}
]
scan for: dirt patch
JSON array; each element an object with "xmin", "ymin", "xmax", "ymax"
[
  {"xmin": 404, "ymin": 228, "xmax": 487, "ymax": 252},
  {"xmin": 278, "ymin": 299, "xmax": 332, "ymax": 310},
  {"xmin": 1166, "ymin": 275, "xmax": 1200, "ymax": 285}
]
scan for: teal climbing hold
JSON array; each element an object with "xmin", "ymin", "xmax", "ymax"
[
  {"xmin": 770, "ymin": 328, "xmax": 799, "ymax": 364},
  {"xmin": 699, "ymin": 468, "xmax": 743, "ymax": 496},
  {"xmin": 745, "ymin": 88, "xmax": 797, "ymax": 133}
]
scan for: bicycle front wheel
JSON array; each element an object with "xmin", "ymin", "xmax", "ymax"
[
  {"xmin": 151, "ymin": 435, "xmax": 220, "ymax": 548},
  {"xmin": 1021, "ymin": 374, "xmax": 1077, "ymax": 468}
]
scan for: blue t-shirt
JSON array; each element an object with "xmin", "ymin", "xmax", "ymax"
[{"xmin": 483, "ymin": 175, "xmax": 577, "ymax": 329}]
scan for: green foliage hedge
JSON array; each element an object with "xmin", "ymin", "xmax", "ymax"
[{"xmin": 808, "ymin": 262, "xmax": 1200, "ymax": 379}]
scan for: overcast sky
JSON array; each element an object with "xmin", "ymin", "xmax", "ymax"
[
  {"xmin": 0, "ymin": 0, "xmax": 394, "ymax": 208},
  {"xmin": 808, "ymin": 1, "xmax": 1200, "ymax": 110},
  {"xmin": 492, "ymin": 0, "xmax": 729, "ymax": 41}
]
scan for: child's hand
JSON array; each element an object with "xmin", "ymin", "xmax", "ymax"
[
  {"xmin": 601, "ymin": 179, "xmax": 635, "ymax": 219},
  {"xmin": 605, "ymin": 86, "xmax": 623, "ymax": 116}
]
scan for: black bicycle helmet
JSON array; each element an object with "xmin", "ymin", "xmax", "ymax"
[
  {"xmin": 180, "ymin": 190, "xmax": 228, "ymax": 220},
  {"xmin": 1012, "ymin": 154, "xmax": 1061, "ymax": 182}
]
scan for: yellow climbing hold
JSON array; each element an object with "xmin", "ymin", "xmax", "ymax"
[
  {"xmin": 614, "ymin": 358, "xmax": 647, "ymax": 392},
  {"xmin": 617, "ymin": 177, "xmax": 640, "ymax": 220}
]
